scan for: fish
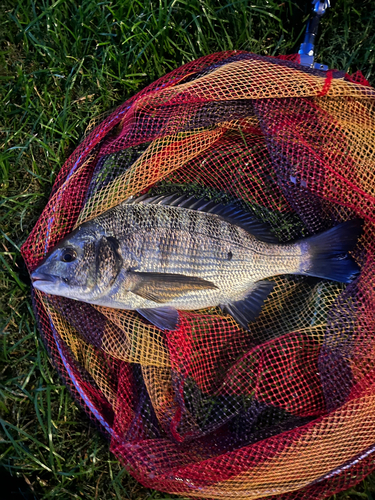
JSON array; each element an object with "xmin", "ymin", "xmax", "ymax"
[{"xmin": 31, "ymin": 193, "xmax": 362, "ymax": 331}]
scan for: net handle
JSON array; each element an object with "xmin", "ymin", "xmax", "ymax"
[{"xmin": 298, "ymin": 0, "xmax": 331, "ymax": 71}]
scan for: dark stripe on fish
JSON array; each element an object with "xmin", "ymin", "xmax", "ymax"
[{"xmin": 133, "ymin": 193, "xmax": 279, "ymax": 243}]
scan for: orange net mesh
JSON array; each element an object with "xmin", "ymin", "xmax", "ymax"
[{"xmin": 21, "ymin": 51, "xmax": 375, "ymax": 499}]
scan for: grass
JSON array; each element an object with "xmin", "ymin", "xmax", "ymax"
[{"xmin": 1, "ymin": 0, "xmax": 375, "ymax": 498}]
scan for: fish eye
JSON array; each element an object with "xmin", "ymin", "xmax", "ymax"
[{"xmin": 61, "ymin": 248, "xmax": 77, "ymax": 263}]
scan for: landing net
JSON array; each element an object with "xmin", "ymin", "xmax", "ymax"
[{"xmin": 21, "ymin": 52, "xmax": 375, "ymax": 499}]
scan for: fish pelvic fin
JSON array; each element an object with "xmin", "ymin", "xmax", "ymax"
[
  {"xmin": 300, "ymin": 219, "xmax": 363, "ymax": 283},
  {"xmin": 137, "ymin": 307, "xmax": 179, "ymax": 330},
  {"xmin": 128, "ymin": 271, "xmax": 218, "ymax": 303},
  {"xmin": 220, "ymin": 280, "xmax": 275, "ymax": 330}
]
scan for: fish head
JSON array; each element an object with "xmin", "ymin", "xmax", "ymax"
[{"xmin": 31, "ymin": 224, "xmax": 123, "ymax": 301}]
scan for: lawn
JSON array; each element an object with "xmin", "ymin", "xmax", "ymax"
[{"xmin": 1, "ymin": 0, "xmax": 375, "ymax": 498}]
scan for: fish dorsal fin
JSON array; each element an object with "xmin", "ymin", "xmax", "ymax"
[{"xmin": 131, "ymin": 193, "xmax": 278, "ymax": 243}]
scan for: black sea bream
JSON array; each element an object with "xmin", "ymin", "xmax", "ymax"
[{"xmin": 31, "ymin": 194, "xmax": 362, "ymax": 330}]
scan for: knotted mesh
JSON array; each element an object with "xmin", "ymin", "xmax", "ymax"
[{"xmin": 21, "ymin": 51, "xmax": 375, "ymax": 499}]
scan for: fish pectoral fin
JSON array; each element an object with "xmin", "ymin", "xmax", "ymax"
[
  {"xmin": 220, "ymin": 280, "xmax": 275, "ymax": 330},
  {"xmin": 137, "ymin": 307, "xmax": 179, "ymax": 331},
  {"xmin": 129, "ymin": 271, "xmax": 218, "ymax": 303}
]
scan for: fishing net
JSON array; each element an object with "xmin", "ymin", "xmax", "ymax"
[{"xmin": 21, "ymin": 51, "xmax": 375, "ymax": 499}]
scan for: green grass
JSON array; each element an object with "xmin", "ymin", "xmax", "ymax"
[{"xmin": 1, "ymin": 0, "xmax": 375, "ymax": 498}]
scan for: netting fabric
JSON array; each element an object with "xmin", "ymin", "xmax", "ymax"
[{"xmin": 22, "ymin": 51, "xmax": 375, "ymax": 499}]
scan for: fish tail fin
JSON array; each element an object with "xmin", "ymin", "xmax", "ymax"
[{"xmin": 301, "ymin": 219, "xmax": 363, "ymax": 283}]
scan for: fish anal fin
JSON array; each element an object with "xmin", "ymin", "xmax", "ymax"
[
  {"xmin": 129, "ymin": 271, "xmax": 217, "ymax": 303},
  {"xmin": 137, "ymin": 307, "xmax": 179, "ymax": 331},
  {"xmin": 221, "ymin": 280, "xmax": 275, "ymax": 330}
]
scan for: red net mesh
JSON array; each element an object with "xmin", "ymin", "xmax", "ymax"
[{"xmin": 21, "ymin": 51, "xmax": 375, "ymax": 499}]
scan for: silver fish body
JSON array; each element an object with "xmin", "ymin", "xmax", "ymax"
[{"xmin": 31, "ymin": 195, "xmax": 362, "ymax": 330}]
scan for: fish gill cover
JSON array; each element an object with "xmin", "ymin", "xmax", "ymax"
[{"xmin": 21, "ymin": 52, "xmax": 375, "ymax": 499}]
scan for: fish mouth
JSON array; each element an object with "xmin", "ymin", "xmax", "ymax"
[{"xmin": 31, "ymin": 271, "xmax": 58, "ymax": 290}]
